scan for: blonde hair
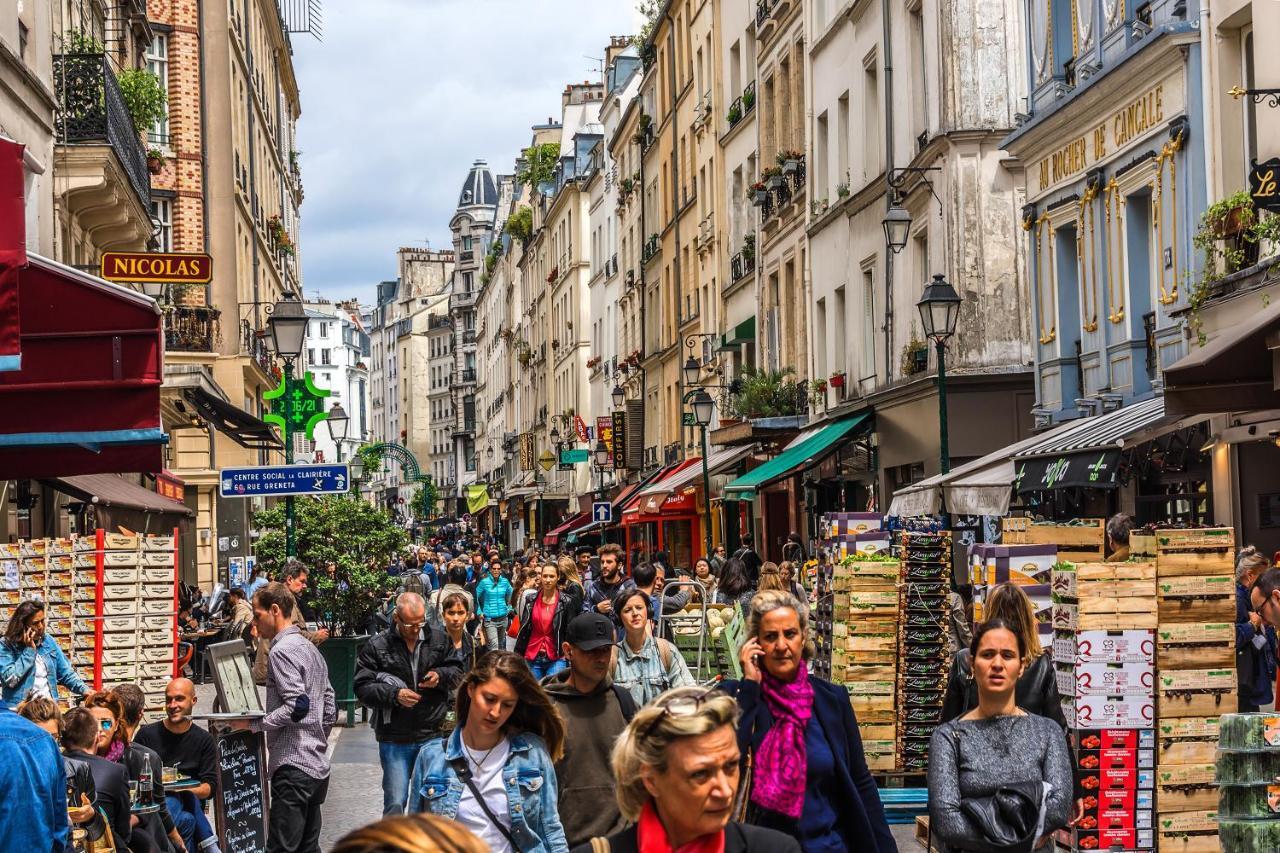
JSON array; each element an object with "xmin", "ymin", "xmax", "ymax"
[
  {"xmin": 330, "ymin": 813, "xmax": 487, "ymax": 853},
  {"xmin": 746, "ymin": 589, "xmax": 815, "ymax": 659},
  {"xmin": 1237, "ymin": 546, "xmax": 1270, "ymax": 584},
  {"xmin": 757, "ymin": 562, "xmax": 785, "ymax": 592},
  {"xmin": 984, "ymin": 583, "xmax": 1043, "ymax": 658},
  {"xmin": 611, "ymin": 687, "xmax": 740, "ymax": 821},
  {"xmin": 556, "ymin": 555, "xmax": 581, "ymax": 588}
]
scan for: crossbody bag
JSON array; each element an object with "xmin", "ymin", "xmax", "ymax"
[{"xmin": 448, "ymin": 757, "xmax": 520, "ymax": 850}]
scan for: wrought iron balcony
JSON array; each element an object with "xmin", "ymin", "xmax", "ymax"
[
  {"xmin": 452, "ymin": 420, "xmax": 476, "ymax": 438},
  {"xmin": 164, "ymin": 305, "xmax": 221, "ymax": 353},
  {"xmin": 53, "ymin": 54, "xmax": 151, "ymax": 213},
  {"xmin": 730, "ymin": 249, "xmax": 755, "ymax": 283},
  {"xmin": 461, "ymin": 329, "xmax": 476, "ymax": 344},
  {"xmin": 459, "ymin": 368, "xmax": 477, "ymax": 383},
  {"xmin": 240, "ymin": 320, "xmax": 279, "ymax": 377},
  {"xmin": 642, "ymin": 234, "xmax": 660, "ymax": 264}
]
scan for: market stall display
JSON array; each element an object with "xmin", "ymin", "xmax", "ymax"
[
  {"xmin": 897, "ymin": 531, "xmax": 952, "ymax": 773},
  {"xmin": 970, "ymin": 543, "xmax": 1057, "ymax": 646},
  {"xmin": 0, "ymin": 538, "xmax": 76, "ymax": 704}
]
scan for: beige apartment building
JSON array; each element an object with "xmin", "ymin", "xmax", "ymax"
[{"xmin": 2, "ymin": 1, "xmax": 55, "ymax": 256}]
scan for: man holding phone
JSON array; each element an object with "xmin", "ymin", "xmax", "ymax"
[{"xmin": 354, "ymin": 592, "xmax": 463, "ymax": 815}]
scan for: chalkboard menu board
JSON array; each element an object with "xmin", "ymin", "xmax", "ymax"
[{"xmin": 214, "ymin": 729, "xmax": 267, "ymax": 853}]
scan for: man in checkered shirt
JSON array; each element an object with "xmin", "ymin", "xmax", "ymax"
[{"xmin": 240, "ymin": 581, "xmax": 337, "ymax": 853}]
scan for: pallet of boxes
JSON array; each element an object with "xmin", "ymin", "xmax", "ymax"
[
  {"xmin": 816, "ymin": 529, "xmax": 899, "ymax": 773},
  {"xmin": 967, "ymin": 542, "xmax": 1057, "ymax": 652},
  {"xmin": 0, "ymin": 538, "xmax": 78, "ymax": 709},
  {"xmin": 1052, "ymin": 555, "xmax": 1158, "ymax": 853},
  {"xmin": 896, "ymin": 531, "xmax": 953, "ymax": 774},
  {"xmin": 1155, "ymin": 528, "xmax": 1237, "ymax": 853}
]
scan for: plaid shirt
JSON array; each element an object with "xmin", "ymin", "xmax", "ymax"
[{"xmin": 253, "ymin": 625, "xmax": 336, "ymax": 780}]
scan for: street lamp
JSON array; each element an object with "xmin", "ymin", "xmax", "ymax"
[
  {"xmin": 349, "ymin": 456, "xmax": 365, "ymax": 501},
  {"xmin": 882, "ymin": 197, "xmax": 912, "ymax": 254},
  {"xmin": 327, "ymin": 402, "xmax": 349, "ymax": 462},
  {"xmin": 611, "ymin": 385, "xmax": 626, "ymax": 409},
  {"xmin": 916, "ymin": 273, "xmax": 962, "ymax": 474},
  {"xmin": 593, "ymin": 439, "xmax": 610, "ymax": 498},
  {"xmin": 690, "ymin": 389, "xmax": 715, "ymax": 559},
  {"xmin": 266, "ymin": 290, "xmax": 309, "ymax": 557},
  {"xmin": 682, "ymin": 355, "xmax": 701, "ymax": 388}
]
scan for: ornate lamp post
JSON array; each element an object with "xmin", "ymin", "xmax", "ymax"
[
  {"xmin": 266, "ymin": 291, "xmax": 309, "ymax": 556},
  {"xmin": 690, "ymin": 389, "xmax": 715, "ymax": 558},
  {"xmin": 916, "ymin": 274, "xmax": 962, "ymax": 474}
]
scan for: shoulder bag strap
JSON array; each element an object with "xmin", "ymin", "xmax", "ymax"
[
  {"xmin": 449, "ymin": 757, "xmax": 520, "ymax": 851},
  {"xmin": 590, "ymin": 837, "xmax": 612, "ymax": 853}
]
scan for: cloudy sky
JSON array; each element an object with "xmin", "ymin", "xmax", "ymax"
[{"xmin": 291, "ymin": 0, "xmax": 638, "ymax": 306}]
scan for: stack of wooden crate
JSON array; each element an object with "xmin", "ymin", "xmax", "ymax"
[
  {"xmin": 1052, "ymin": 561, "xmax": 1159, "ymax": 632},
  {"xmin": 1004, "ymin": 517, "xmax": 1108, "ymax": 563},
  {"xmin": 1154, "ymin": 528, "xmax": 1238, "ymax": 853},
  {"xmin": 896, "ymin": 531, "xmax": 951, "ymax": 773}
]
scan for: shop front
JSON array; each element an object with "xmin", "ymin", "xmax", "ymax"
[{"xmin": 620, "ymin": 486, "xmax": 701, "ymax": 573}]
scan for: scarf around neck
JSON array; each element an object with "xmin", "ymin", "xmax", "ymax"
[
  {"xmin": 638, "ymin": 799, "xmax": 726, "ymax": 853},
  {"xmin": 750, "ymin": 659, "xmax": 813, "ymax": 819}
]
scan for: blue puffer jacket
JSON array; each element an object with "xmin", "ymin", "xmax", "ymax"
[
  {"xmin": 407, "ymin": 728, "xmax": 568, "ymax": 853},
  {"xmin": 0, "ymin": 634, "xmax": 87, "ymax": 710}
]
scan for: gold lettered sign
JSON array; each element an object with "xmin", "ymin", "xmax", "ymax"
[
  {"xmin": 611, "ymin": 411, "xmax": 627, "ymax": 470},
  {"xmin": 100, "ymin": 252, "xmax": 213, "ymax": 284},
  {"xmin": 519, "ymin": 433, "xmax": 535, "ymax": 471},
  {"xmin": 1250, "ymin": 158, "xmax": 1280, "ymax": 213}
]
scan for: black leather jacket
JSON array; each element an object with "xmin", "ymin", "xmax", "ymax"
[
  {"xmin": 354, "ymin": 625, "xmax": 464, "ymax": 743},
  {"xmin": 942, "ymin": 650, "xmax": 1067, "ymax": 728},
  {"xmin": 513, "ymin": 589, "xmax": 575, "ymax": 658},
  {"xmin": 64, "ymin": 754, "xmax": 106, "ymax": 841}
]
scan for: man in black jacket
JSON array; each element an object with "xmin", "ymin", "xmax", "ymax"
[
  {"xmin": 584, "ymin": 543, "xmax": 635, "ymax": 617},
  {"xmin": 62, "ymin": 707, "xmax": 132, "ymax": 848},
  {"xmin": 354, "ymin": 591, "xmax": 463, "ymax": 816}
]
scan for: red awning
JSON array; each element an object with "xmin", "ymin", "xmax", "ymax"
[
  {"xmin": 621, "ymin": 459, "xmax": 703, "ymax": 523},
  {"xmin": 0, "ymin": 255, "xmax": 165, "ymax": 478},
  {"xmin": 0, "ymin": 138, "xmax": 25, "ymax": 371},
  {"xmin": 543, "ymin": 511, "xmax": 590, "ymax": 548}
]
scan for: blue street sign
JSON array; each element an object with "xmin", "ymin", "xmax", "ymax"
[
  {"xmin": 592, "ymin": 501, "xmax": 613, "ymax": 524},
  {"xmin": 219, "ymin": 464, "xmax": 350, "ymax": 497}
]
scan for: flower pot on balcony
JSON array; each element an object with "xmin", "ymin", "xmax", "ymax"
[
  {"xmin": 1211, "ymin": 204, "xmax": 1249, "ymax": 240},
  {"xmin": 783, "ymin": 159, "xmax": 799, "ymax": 175},
  {"xmin": 829, "ymin": 373, "xmax": 845, "ymax": 388},
  {"xmin": 753, "ymin": 190, "xmax": 768, "ymax": 206},
  {"xmin": 146, "ymin": 153, "xmax": 164, "ymax": 175},
  {"xmin": 766, "ymin": 175, "xmax": 785, "ymax": 191}
]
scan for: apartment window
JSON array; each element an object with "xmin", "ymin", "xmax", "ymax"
[
  {"xmin": 1125, "ymin": 191, "xmax": 1154, "ymax": 322},
  {"xmin": 837, "ymin": 93, "xmax": 850, "ymax": 188},
  {"xmin": 319, "ymin": 322, "xmax": 328, "ymax": 338},
  {"xmin": 1243, "ymin": 31, "xmax": 1258, "ymax": 167},
  {"xmin": 833, "ymin": 285, "xmax": 847, "ymax": 378},
  {"xmin": 815, "ymin": 298, "xmax": 828, "ymax": 380},
  {"xmin": 909, "ymin": 3, "xmax": 927, "ymax": 143},
  {"xmin": 463, "ymin": 272, "xmax": 473, "ymax": 292},
  {"xmin": 913, "ymin": 229, "xmax": 930, "ymax": 293},
  {"xmin": 307, "ymin": 348, "xmax": 315, "ymax": 365},
  {"xmin": 18, "ymin": 21, "xmax": 28, "ymax": 60},
  {"xmin": 815, "ymin": 112, "xmax": 829, "ymax": 199},
  {"xmin": 145, "ymin": 35, "xmax": 170, "ymax": 145},
  {"xmin": 862, "ymin": 52, "xmax": 881, "ymax": 180},
  {"xmin": 462, "ymin": 236, "xmax": 473, "ymax": 251},
  {"xmin": 150, "ymin": 198, "xmax": 172, "ymax": 252},
  {"xmin": 729, "ymin": 41, "xmax": 741, "ymax": 99},
  {"xmin": 861, "ymin": 267, "xmax": 877, "ymax": 380},
  {"xmin": 321, "ymin": 349, "xmax": 332, "ymax": 365}
]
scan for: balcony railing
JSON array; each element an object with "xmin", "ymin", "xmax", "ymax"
[
  {"xmin": 452, "ymin": 420, "xmax": 476, "ymax": 437},
  {"xmin": 164, "ymin": 305, "xmax": 221, "ymax": 353},
  {"xmin": 727, "ymin": 81, "xmax": 756, "ymax": 129},
  {"xmin": 730, "ymin": 249, "xmax": 755, "ymax": 282},
  {"xmin": 755, "ymin": 0, "xmax": 777, "ymax": 28},
  {"xmin": 54, "ymin": 53, "xmax": 151, "ymax": 213},
  {"xmin": 461, "ymin": 330, "xmax": 476, "ymax": 344},
  {"xmin": 460, "ymin": 368, "xmax": 477, "ymax": 383},
  {"xmin": 241, "ymin": 320, "xmax": 278, "ymax": 377},
  {"xmin": 642, "ymin": 234, "xmax": 660, "ymax": 264}
]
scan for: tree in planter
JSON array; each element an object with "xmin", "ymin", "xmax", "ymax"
[
  {"xmin": 505, "ymin": 207, "xmax": 534, "ymax": 245},
  {"xmin": 253, "ymin": 496, "xmax": 407, "ymax": 635},
  {"xmin": 116, "ymin": 68, "xmax": 167, "ymax": 140},
  {"xmin": 727, "ymin": 367, "xmax": 805, "ymax": 419}
]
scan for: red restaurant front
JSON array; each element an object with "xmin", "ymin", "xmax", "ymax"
[{"xmin": 619, "ymin": 460, "xmax": 703, "ymax": 571}]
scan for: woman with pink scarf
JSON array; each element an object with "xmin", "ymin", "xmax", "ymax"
[{"xmin": 720, "ymin": 590, "xmax": 896, "ymax": 853}]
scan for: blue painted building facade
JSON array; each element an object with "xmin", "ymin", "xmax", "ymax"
[{"xmin": 1002, "ymin": 1, "xmax": 1209, "ymax": 425}]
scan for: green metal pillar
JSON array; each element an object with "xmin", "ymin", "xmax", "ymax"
[
  {"xmin": 283, "ymin": 359, "xmax": 296, "ymax": 557},
  {"xmin": 936, "ymin": 339, "xmax": 950, "ymax": 475}
]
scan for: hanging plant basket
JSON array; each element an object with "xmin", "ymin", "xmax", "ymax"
[
  {"xmin": 1211, "ymin": 204, "xmax": 1250, "ymax": 240},
  {"xmin": 829, "ymin": 372, "xmax": 846, "ymax": 388},
  {"xmin": 146, "ymin": 153, "xmax": 164, "ymax": 175}
]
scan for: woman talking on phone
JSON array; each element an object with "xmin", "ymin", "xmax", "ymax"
[
  {"xmin": 0, "ymin": 599, "xmax": 87, "ymax": 710},
  {"xmin": 720, "ymin": 590, "xmax": 895, "ymax": 852}
]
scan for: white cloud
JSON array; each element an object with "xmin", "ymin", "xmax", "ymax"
[{"xmin": 291, "ymin": 0, "xmax": 638, "ymax": 305}]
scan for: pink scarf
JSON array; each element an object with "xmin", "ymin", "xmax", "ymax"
[
  {"xmin": 105, "ymin": 738, "xmax": 125, "ymax": 764},
  {"xmin": 750, "ymin": 660, "xmax": 813, "ymax": 818}
]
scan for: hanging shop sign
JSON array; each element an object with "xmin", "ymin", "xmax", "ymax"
[
  {"xmin": 539, "ymin": 450, "xmax": 556, "ymax": 472},
  {"xmin": 1031, "ymin": 75, "xmax": 1184, "ymax": 197},
  {"xmin": 574, "ymin": 415, "xmax": 590, "ymax": 442},
  {"xmin": 559, "ymin": 448, "xmax": 589, "ymax": 464},
  {"xmin": 1013, "ymin": 450, "xmax": 1122, "ymax": 493},
  {"xmin": 520, "ymin": 433, "xmax": 535, "ymax": 471},
  {"xmin": 1249, "ymin": 158, "xmax": 1280, "ymax": 213},
  {"xmin": 156, "ymin": 470, "xmax": 186, "ymax": 503},
  {"xmin": 263, "ymin": 371, "xmax": 331, "ymax": 441},
  {"xmin": 611, "ymin": 411, "xmax": 627, "ymax": 470},
  {"xmin": 99, "ymin": 252, "xmax": 213, "ymax": 284},
  {"xmin": 596, "ymin": 416, "xmax": 615, "ymax": 470}
]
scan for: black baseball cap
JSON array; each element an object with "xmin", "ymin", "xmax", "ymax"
[{"xmin": 565, "ymin": 613, "xmax": 615, "ymax": 650}]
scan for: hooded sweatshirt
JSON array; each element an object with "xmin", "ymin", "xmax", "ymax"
[{"xmin": 542, "ymin": 669, "xmax": 632, "ymax": 847}]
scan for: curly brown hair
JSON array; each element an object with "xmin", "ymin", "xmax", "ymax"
[{"xmin": 455, "ymin": 650, "xmax": 566, "ymax": 761}]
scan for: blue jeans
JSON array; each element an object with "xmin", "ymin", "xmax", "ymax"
[
  {"xmin": 167, "ymin": 792, "xmax": 215, "ymax": 851},
  {"xmin": 380, "ymin": 739, "xmax": 432, "ymax": 816},
  {"xmin": 482, "ymin": 617, "xmax": 508, "ymax": 653},
  {"xmin": 527, "ymin": 654, "xmax": 567, "ymax": 682}
]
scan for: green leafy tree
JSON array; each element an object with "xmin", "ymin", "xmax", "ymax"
[
  {"xmin": 116, "ymin": 68, "xmax": 167, "ymax": 138},
  {"xmin": 411, "ymin": 480, "xmax": 438, "ymax": 520},
  {"xmin": 516, "ymin": 143, "xmax": 561, "ymax": 190},
  {"xmin": 505, "ymin": 207, "xmax": 533, "ymax": 245},
  {"xmin": 253, "ymin": 496, "xmax": 407, "ymax": 634},
  {"xmin": 727, "ymin": 367, "xmax": 806, "ymax": 419}
]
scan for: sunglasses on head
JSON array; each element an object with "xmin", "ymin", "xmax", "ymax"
[{"xmin": 639, "ymin": 687, "xmax": 718, "ymax": 741}]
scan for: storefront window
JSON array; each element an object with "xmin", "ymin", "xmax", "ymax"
[{"xmin": 662, "ymin": 519, "xmax": 694, "ymax": 572}]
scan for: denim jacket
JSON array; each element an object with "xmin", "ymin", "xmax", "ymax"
[
  {"xmin": 612, "ymin": 634, "xmax": 696, "ymax": 707},
  {"xmin": 0, "ymin": 634, "xmax": 87, "ymax": 710},
  {"xmin": 407, "ymin": 728, "xmax": 568, "ymax": 853}
]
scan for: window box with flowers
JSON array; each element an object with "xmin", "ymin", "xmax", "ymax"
[
  {"xmin": 779, "ymin": 150, "xmax": 804, "ymax": 175},
  {"xmin": 829, "ymin": 372, "xmax": 846, "ymax": 389},
  {"xmin": 586, "ymin": 355, "xmax": 602, "ymax": 369},
  {"xmin": 763, "ymin": 166, "xmax": 785, "ymax": 191},
  {"xmin": 547, "ymin": 267, "xmax": 559, "ymax": 283}
]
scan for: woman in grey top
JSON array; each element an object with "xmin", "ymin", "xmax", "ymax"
[{"xmin": 928, "ymin": 619, "xmax": 1072, "ymax": 853}]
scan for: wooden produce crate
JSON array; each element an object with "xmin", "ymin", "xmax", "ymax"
[
  {"xmin": 848, "ymin": 693, "xmax": 895, "ymax": 723},
  {"xmin": 1052, "ymin": 600, "xmax": 1158, "ymax": 631},
  {"xmin": 1051, "ymin": 561, "xmax": 1156, "ymax": 600},
  {"xmin": 1156, "ymin": 622, "xmax": 1235, "ymax": 670},
  {"xmin": 1157, "ymin": 668, "xmax": 1237, "ymax": 718},
  {"xmin": 1014, "ymin": 518, "xmax": 1107, "ymax": 562},
  {"xmin": 1156, "ymin": 527, "xmax": 1236, "ymax": 577},
  {"xmin": 1130, "ymin": 532, "xmax": 1158, "ymax": 557},
  {"xmin": 1156, "ymin": 575, "xmax": 1235, "ymax": 623},
  {"xmin": 1155, "ymin": 762, "xmax": 1218, "ymax": 811},
  {"xmin": 833, "ymin": 589, "xmax": 899, "ymax": 618},
  {"xmin": 1155, "ymin": 811, "xmax": 1219, "ymax": 853}
]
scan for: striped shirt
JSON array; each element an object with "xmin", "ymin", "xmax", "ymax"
[{"xmin": 253, "ymin": 625, "xmax": 337, "ymax": 780}]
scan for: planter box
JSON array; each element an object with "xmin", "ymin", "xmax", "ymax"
[{"xmin": 318, "ymin": 635, "xmax": 369, "ymax": 727}]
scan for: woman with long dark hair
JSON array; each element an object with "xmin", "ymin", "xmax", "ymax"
[
  {"xmin": 515, "ymin": 562, "xmax": 574, "ymax": 681},
  {"xmin": 929, "ymin": 619, "xmax": 1073, "ymax": 852},
  {"xmin": 0, "ymin": 599, "xmax": 87, "ymax": 710},
  {"xmin": 407, "ymin": 650, "xmax": 569, "ymax": 852},
  {"xmin": 715, "ymin": 558, "xmax": 755, "ymax": 616}
]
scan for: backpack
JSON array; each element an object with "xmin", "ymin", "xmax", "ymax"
[{"xmin": 399, "ymin": 571, "xmax": 425, "ymax": 596}]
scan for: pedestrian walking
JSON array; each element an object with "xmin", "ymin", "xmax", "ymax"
[
  {"xmin": 429, "ymin": 565, "xmax": 475, "ymax": 630},
  {"xmin": 584, "ymin": 544, "xmax": 634, "ymax": 617},
  {"xmin": 332, "ymin": 813, "xmax": 487, "ymax": 853},
  {"xmin": 574, "ymin": 547, "xmax": 594, "ymax": 588},
  {"xmin": 475, "ymin": 561, "xmax": 515, "ymax": 652},
  {"xmin": 778, "ymin": 560, "xmax": 806, "ymax": 600},
  {"xmin": 612, "ymin": 588, "xmax": 695, "ymax": 707},
  {"xmin": 5, "ymin": 697, "xmax": 71, "ymax": 851},
  {"xmin": 239, "ymin": 582, "xmax": 337, "ymax": 853},
  {"xmin": 133, "ymin": 676, "xmax": 221, "ymax": 851},
  {"xmin": 733, "ymin": 534, "xmax": 762, "ymax": 588},
  {"xmin": 515, "ymin": 562, "xmax": 574, "ymax": 681},
  {"xmin": 574, "ymin": 685, "xmax": 802, "ymax": 853},
  {"xmin": 407, "ymin": 650, "xmax": 569, "ymax": 853},
  {"xmin": 355, "ymin": 592, "xmax": 465, "ymax": 816},
  {"xmin": 1235, "ymin": 547, "xmax": 1277, "ymax": 711},
  {"xmin": 710, "ymin": 545, "xmax": 728, "ymax": 575},
  {"xmin": 253, "ymin": 562, "xmax": 328, "ymax": 685},
  {"xmin": 721, "ymin": 589, "xmax": 896, "ymax": 853},
  {"xmin": 0, "ymin": 598, "xmax": 88, "ymax": 709},
  {"xmin": 543, "ymin": 612, "xmax": 637, "ymax": 847},
  {"xmin": 691, "ymin": 557, "xmax": 719, "ymax": 602},
  {"xmin": 928, "ymin": 619, "xmax": 1073, "ymax": 853},
  {"xmin": 714, "ymin": 558, "xmax": 755, "ymax": 617},
  {"xmin": 558, "ymin": 556, "xmax": 586, "ymax": 615}
]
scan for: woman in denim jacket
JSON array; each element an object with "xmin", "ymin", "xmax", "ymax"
[
  {"xmin": 0, "ymin": 600, "xmax": 87, "ymax": 710},
  {"xmin": 408, "ymin": 649, "xmax": 569, "ymax": 853},
  {"xmin": 612, "ymin": 589, "xmax": 696, "ymax": 707}
]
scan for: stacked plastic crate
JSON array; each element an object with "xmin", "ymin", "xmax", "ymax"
[
  {"xmin": 72, "ymin": 532, "xmax": 178, "ymax": 719},
  {"xmin": 1154, "ymin": 528, "xmax": 1238, "ymax": 853},
  {"xmin": 1215, "ymin": 713, "xmax": 1280, "ymax": 850},
  {"xmin": 1051, "ymin": 558, "xmax": 1158, "ymax": 852},
  {"xmin": 896, "ymin": 531, "xmax": 951, "ymax": 773}
]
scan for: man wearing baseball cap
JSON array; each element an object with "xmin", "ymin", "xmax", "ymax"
[{"xmin": 543, "ymin": 612, "xmax": 637, "ymax": 847}]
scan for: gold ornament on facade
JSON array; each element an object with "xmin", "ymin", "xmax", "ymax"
[
  {"xmin": 1077, "ymin": 183, "xmax": 1100, "ymax": 332},
  {"xmin": 1105, "ymin": 177, "xmax": 1126, "ymax": 324},
  {"xmin": 1035, "ymin": 211, "xmax": 1057, "ymax": 344}
]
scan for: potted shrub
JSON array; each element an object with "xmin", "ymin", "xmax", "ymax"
[
  {"xmin": 116, "ymin": 68, "xmax": 167, "ymax": 142},
  {"xmin": 742, "ymin": 86, "xmax": 755, "ymax": 110},
  {"xmin": 1205, "ymin": 190, "xmax": 1253, "ymax": 240},
  {"xmin": 763, "ymin": 166, "xmax": 784, "ymax": 190},
  {"xmin": 146, "ymin": 148, "xmax": 165, "ymax": 174},
  {"xmin": 829, "ymin": 372, "xmax": 846, "ymax": 389},
  {"xmin": 811, "ymin": 378, "xmax": 828, "ymax": 394},
  {"xmin": 779, "ymin": 150, "xmax": 802, "ymax": 174},
  {"xmin": 547, "ymin": 267, "xmax": 559, "ymax": 283},
  {"xmin": 741, "ymin": 233, "xmax": 756, "ymax": 265},
  {"xmin": 727, "ymin": 103, "xmax": 742, "ymax": 124},
  {"xmin": 749, "ymin": 182, "xmax": 768, "ymax": 205}
]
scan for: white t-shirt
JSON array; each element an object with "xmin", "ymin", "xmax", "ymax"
[
  {"xmin": 455, "ymin": 737, "xmax": 513, "ymax": 853},
  {"xmin": 32, "ymin": 653, "xmax": 50, "ymax": 699}
]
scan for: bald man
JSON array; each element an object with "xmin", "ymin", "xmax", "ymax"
[
  {"xmin": 133, "ymin": 676, "xmax": 220, "ymax": 852},
  {"xmin": 355, "ymin": 591, "xmax": 464, "ymax": 815}
]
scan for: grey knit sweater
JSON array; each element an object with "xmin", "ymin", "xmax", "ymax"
[{"xmin": 927, "ymin": 712, "xmax": 1072, "ymax": 853}]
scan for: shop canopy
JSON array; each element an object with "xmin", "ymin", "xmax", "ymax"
[
  {"xmin": 504, "ymin": 471, "xmax": 539, "ymax": 498},
  {"xmin": 635, "ymin": 444, "xmax": 756, "ymax": 507},
  {"xmin": 723, "ymin": 412, "xmax": 871, "ymax": 499},
  {"xmin": 42, "ymin": 473, "xmax": 193, "ymax": 517},
  {"xmin": 543, "ymin": 511, "xmax": 591, "ymax": 548},
  {"xmin": 1011, "ymin": 396, "xmax": 1168, "ymax": 493},
  {"xmin": 1163, "ymin": 298, "xmax": 1280, "ymax": 416},
  {"xmin": 888, "ymin": 420, "xmax": 1084, "ymax": 518},
  {"xmin": 0, "ymin": 254, "xmax": 165, "ymax": 479},
  {"xmin": 628, "ymin": 458, "xmax": 704, "ymax": 516},
  {"xmin": 184, "ymin": 386, "xmax": 281, "ymax": 450}
]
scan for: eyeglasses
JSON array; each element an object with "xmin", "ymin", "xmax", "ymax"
[
  {"xmin": 399, "ymin": 621, "xmax": 427, "ymax": 630},
  {"xmin": 639, "ymin": 687, "xmax": 718, "ymax": 741},
  {"xmin": 98, "ymin": 720, "xmax": 114, "ymax": 730}
]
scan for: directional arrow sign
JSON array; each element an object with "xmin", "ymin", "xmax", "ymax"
[
  {"xmin": 219, "ymin": 464, "xmax": 350, "ymax": 497},
  {"xmin": 592, "ymin": 501, "xmax": 613, "ymax": 524}
]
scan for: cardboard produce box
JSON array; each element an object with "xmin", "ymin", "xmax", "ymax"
[
  {"xmin": 1055, "ymin": 630, "xmax": 1156, "ymax": 665},
  {"xmin": 1064, "ymin": 695, "xmax": 1156, "ymax": 729},
  {"xmin": 1057, "ymin": 661, "xmax": 1155, "ymax": 697}
]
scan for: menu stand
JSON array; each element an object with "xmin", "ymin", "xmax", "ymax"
[{"xmin": 206, "ymin": 716, "xmax": 268, "ymax": 853}]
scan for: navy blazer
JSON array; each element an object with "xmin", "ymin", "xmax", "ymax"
[{"xmin": 720, "ymin": 676, "xmax": 898, "ymax": 853}]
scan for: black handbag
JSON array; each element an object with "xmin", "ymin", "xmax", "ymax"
[{"xmin": 958, "ymin": 780, "xmax": 1046, "ymax": 853}]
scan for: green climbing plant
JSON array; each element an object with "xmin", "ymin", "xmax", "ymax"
[
  {"xmin": 116, "ymin": 68, "xmax": 168, "ymax": 138},
  {"xmin": 411, "ymin": 480, "xmax": 438, "ymax": 520},
  {"xmin": 505, "ymin": 207, "xmax": 534, "ymax": 245},
  {"xmin": 516, "ymin": 143, "xmax": 561, "ymax": 190}
]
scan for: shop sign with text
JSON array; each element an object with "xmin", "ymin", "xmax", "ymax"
[{"xmin": 100, "ymin": 252, "xmax": 213, "ymax": 284}]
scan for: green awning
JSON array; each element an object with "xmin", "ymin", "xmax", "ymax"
[
  {"xmin": 722, "ymin": 412, "xmax": 871, "ymax": 499},
  {"xmin": 718, "ymin": 316, "xmax": 756, "ymax": 350}
]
